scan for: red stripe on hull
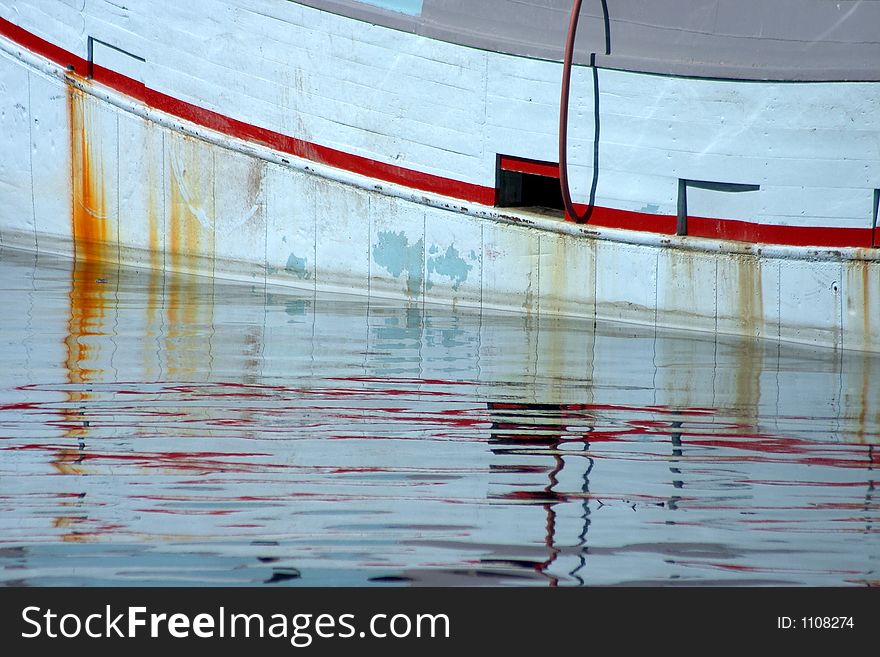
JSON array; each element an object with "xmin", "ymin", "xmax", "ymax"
[
  {"xmin": 0, "ymin": 17, "xmax": 494, "ymax": 205},
  {"xmin": 498, "ymin": 155, "xmax": 560, "ymax": 179},
  {"xmin": 688, "ymin": 216, "xmax": 873, "ymax": 248},
  {"xmin": 0, "ymin": 16, "xmax": 875, "ymax": 250},
  {"xmin": 578, "ymin": 205, "xmax": 678, "ymax": 235}
]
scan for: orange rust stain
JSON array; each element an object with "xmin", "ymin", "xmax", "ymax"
[
  {"xmin": 61, "ymin": 533, "xmax": 96, "ymax": 544},
  {"xmin": 167, "ymin": 138, "xmax": 214, "ymax": 272},
  {"xmin": 855, "ymin": 260, "xmax": 870, "ymax": 443},
  {"xmin": 51, "ymin": 449, "xmax": 88, "ymax": 476},
  {"xmin": 841, "ymin": 259, "xmax": 873, "ymax": 444},
  {"xmin": 165, "ymin": 139, "xmax": 215, "ymax": 377},
  {"xmin": 69, "ymin": 86, "xmax": 108, "ymax": 267},
  {"xmin": 54, "ymin": 518, "xmax": 98, "ymax": 543},
  {"xmin": 50, "ymin": 449, "xmax": 92, "ymax": 540},
  {"xmin": 167, "ymin": 167, "xmax": 184, "ymax": 334},
  {"xmin": 167, "ymin": 142, "xmax": 209, "ymax": 324},
  {"xmin": 733, "ymin": 256, "xmax": 764, "ymax": 423},
  {"xmin": 860, "ymin": 262, "xmax": 869, "ymax": 443},
  {"xmin": 65, "ymin": 84, "xmax": 110, "ymax": 383},
  {"xmin": 64, "ymin": 83, "xmax": 112, "ymax": 442},
  {"xmin": 736, "ymin": 255, "xmax": 763, "ymax": 338}
]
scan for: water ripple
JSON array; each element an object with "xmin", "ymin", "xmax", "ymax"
[{"xmin": 0, "ymin": 247, "xmax": 876, "ymax": 586}]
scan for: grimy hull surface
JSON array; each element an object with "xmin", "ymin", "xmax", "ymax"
[{"xmin": 0, "ymin": 1, "xmax": 879, "ymax": 350}]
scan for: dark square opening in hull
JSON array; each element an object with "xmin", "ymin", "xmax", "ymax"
[{"xmin": 496, "ymin": 155, "xmax": 564, "ymax": 213}]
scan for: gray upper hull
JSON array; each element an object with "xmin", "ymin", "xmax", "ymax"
[{"xmin": 297, "ymin": 0, "xmax": 880, "ymax": 81}]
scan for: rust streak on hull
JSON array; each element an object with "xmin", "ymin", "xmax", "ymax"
[{"xmin": 65, "ymin": 81, "xmax": 110, "ymax": 393}]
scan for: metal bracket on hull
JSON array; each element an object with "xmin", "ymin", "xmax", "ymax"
[
  {"xmin": 86, "ymin": 36, "xmax": 145, "ymax": 82},
  {"xmin": 676, "ymin": 179, "xmax": 761, "ymax": 237}
]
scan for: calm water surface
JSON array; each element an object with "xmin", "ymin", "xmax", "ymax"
[{"xmin": 0, "ymin": 247, "xmax": 877, "ymax": 586}]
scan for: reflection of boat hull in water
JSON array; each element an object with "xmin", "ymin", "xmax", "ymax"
[
  {"xmin": 1, "ymin": 1, "xmax": 880, "ymax": 350},
  {"xmin": 0, "ymin": 249, "xmax": 876, "ymax": 585}
]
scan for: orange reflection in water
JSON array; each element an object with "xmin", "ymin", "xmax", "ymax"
[
  {"xmin": 66, "ymin": 86, "xmax": 108, "ymax": 352},
  {"xmin": 57, "ymin": 81, "xmax": 113, "ymax": 541},
  {"xmin": 64, "ymin": 82, "xmax": 112, "ymax": 438},
  {"xmin": 60, "ymin": 81, "xmax": 222, "ymax": 456},
  {"xmin": 165, "ymin": 137, "xmax": 215, "ymax": 379}
]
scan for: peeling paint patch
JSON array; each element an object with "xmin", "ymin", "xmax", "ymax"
[
  {"xmin": 641, "ymin": 203, "xmax": 661, "ymax": 214},
  {"xmin": 285, "ymin": 299, "xmax": 308, "ymax": 317},
  {"xmin": 372, "ymin": 230, "xmax": 424, "ymax": 297},
  {"xmin": 285, "ymin": 253, "xmax": 311, "ymax": 279},
  {"xmin": 427, "ymin": 244, "xmax": 472, "ymax": 291}
]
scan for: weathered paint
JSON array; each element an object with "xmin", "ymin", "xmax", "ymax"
[
  {"xmin": 423, "ymin": 212, "xmax": 482, "ymax": 308},
  {"xmin": 3, "ymin": 245, "xmax": 877, "ymax": 585},
  {"xmin": 163, "ymin": 133, "xmax": 216, "ymax": 379},
  {"xmin": 167, "ymin": 134, "xmax": 214, "ymax": 279},
  {"xmin": 736, "ymin": 255, "xmax": 764, "ymax": 340},
  {"xmin": 843, "ymin": 256, "xmax": 880, "ymax": 353},
  {"xmin": 426, "ymin": 243, "xmax": 471, "ymax": 292},
  {"xmin": 284, "ymin": 252, "xmax": 311, "ymax": 279},
  {"xmin": 716, "ymin": 254, "xmax": 777, "ymax": 341},
  {"xmin": 0, "ymin": 14, "xmax": 879, "ymax": 352},
  {"xmin": 1, "ymin": 10, "xmax": 879, "ymax": 243},
  {"xmin": 214, "ymin": 150, "xmax": 267, "ymax": 282},
  {"xmin": 372, "ymin": 230, "xmax": 424, "ymax": 298},
  {"xmin": 65, "ymin": 81, "xmax": 111, "ymax": 394},
  {"xmin": 731, "ymin": 328, "xmax": 765, "ymax": 428},
  {"xmin": 62, "ymin": 84, "xmax": 107, "ymax": 480},
  {"xmin": 0, "ymin": 49, "xmax": 34, "ymax": 249},
  {"xmin": 593, "ymin": 239, "xmax": 658, "ymax": 326},
  {"xmin": 655, "ymin": 248, "xmax": 717, "ymax": 333}
]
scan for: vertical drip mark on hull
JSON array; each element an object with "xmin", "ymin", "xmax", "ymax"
[
  {"xmin": 734, "ymin": 257, "xmax": 764, "ymax": 429},
  {"xmin": 62, "ymin": 81, "xmax": 110, "ymax": 498},
  {"xmin": 166, "ymin": 138, "xmax": 215, "ymax": 378},
  {"xmin": 65, "ymin": 82, "xmax": 109, "ymax": 391}
]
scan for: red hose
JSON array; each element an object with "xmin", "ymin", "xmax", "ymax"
[{"xmin": 558, "ymin": 0, "xmax": 590, "ymax": 223}]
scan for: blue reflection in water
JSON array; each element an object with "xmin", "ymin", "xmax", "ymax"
[{"xmin": 0, "ymin": 247, "xmax": 877, "ymax": 586}]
